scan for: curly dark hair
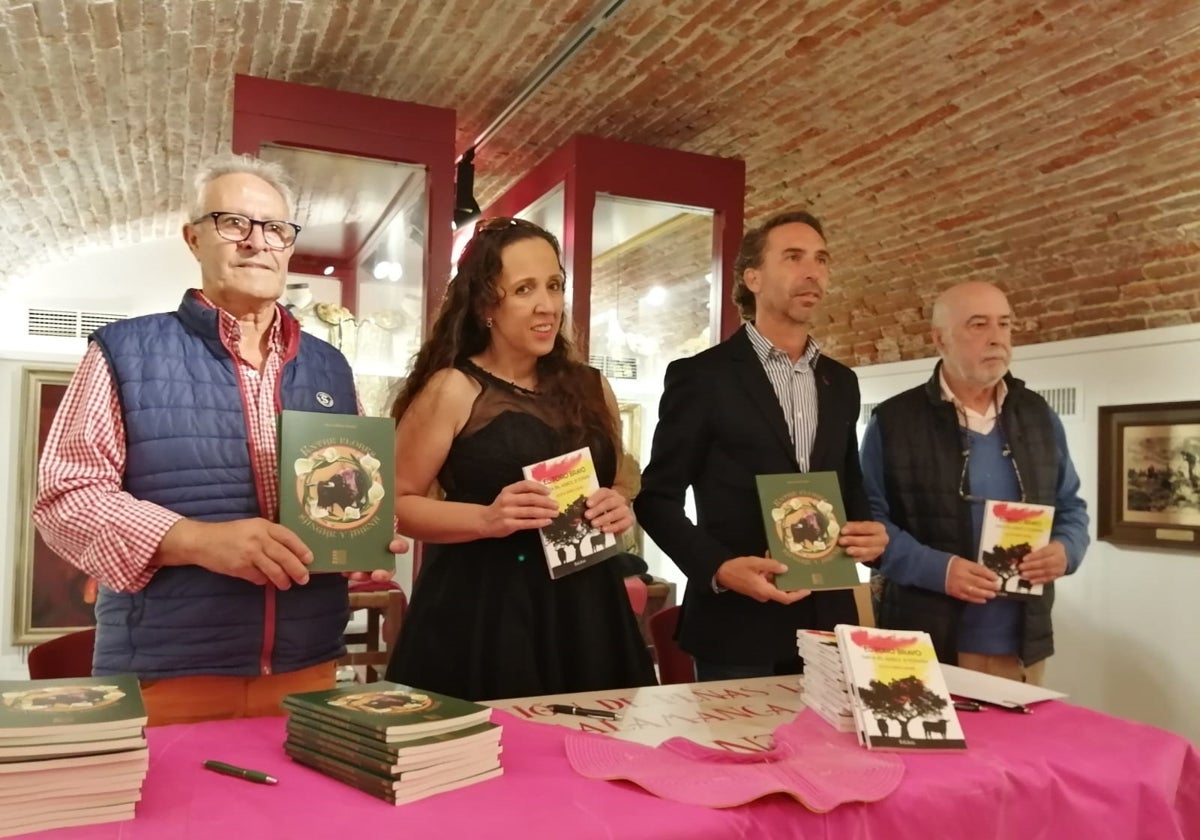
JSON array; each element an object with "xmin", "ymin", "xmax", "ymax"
[
  {"xmin": 391, "ymin": 217, "xmax": 615, "ymax": 448},
  {"xmin": 731, "ymin": 210, "xmax": 825, "ymax": 321}
]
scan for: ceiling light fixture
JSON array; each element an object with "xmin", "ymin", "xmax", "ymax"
[{"xmin": 643, "ymin": 286, "xmax": 668, "ymax": 307}]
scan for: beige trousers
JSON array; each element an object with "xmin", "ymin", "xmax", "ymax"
[{"xmin": 956, "ymin": 652, "xmax": 1046, "ymax": 686}]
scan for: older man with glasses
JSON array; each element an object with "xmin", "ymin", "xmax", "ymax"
[
  {"xmin": 859, "ymin": 281, "xmax": 1089, "ymax": 685},
  {"xmin": 34, "ymin": 154, "xmax": 406, "ymax": 724}
]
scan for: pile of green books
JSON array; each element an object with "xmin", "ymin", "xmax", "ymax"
[
  {"xmin": 0, "ymin": 674, "xmax": 149, "ymax": 837},
  {"xmin": 282, "ymin": 681, "xmax": 503, "ymax": 806}
]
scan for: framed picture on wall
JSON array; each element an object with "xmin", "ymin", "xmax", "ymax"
[
  {"xmin": 1097, "ymin": 400, "xmax": 1200, "ymax": 552},
  {"xmin": 13, "ymin": 365, "xmax": 97, "ymax": 644}
]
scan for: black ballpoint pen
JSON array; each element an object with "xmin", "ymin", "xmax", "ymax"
[
  {"xmin": 987, "ymin": 700, "xmax": 1032, "ymax": 714},
  {"xmin": 203, "ymin": 759, "xmax": 278, "ymax": 785},
  {"xmin": 955, "ymin": 698, "xmax": 1031, "ymax": 714},
  {"xmin": 547, "ymin": 703, "xmax": 620, "ymax": 720}
]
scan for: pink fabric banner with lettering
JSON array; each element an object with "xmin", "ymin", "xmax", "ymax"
[{"xmin": 566, "ymin": 708, "xmax": 904, "ymax": 809}]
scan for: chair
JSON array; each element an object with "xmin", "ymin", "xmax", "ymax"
[
  {"xmin": 647, "ymin": 605, "xmax": 695, "ymax": 685},
  {"xmin": 340, "ymin": 582, "xmax": 408, "ymax": 683},
  {"xmin": 624, "ymin": 575, "xmax": 649, "ymax": 616},
  {"xmin": 852, "ymin": 582, "xmax": 876, "ymax": 627},
  {"xmin": 27, "ymin": 628, "xmax": 96, "ymax": 679}
]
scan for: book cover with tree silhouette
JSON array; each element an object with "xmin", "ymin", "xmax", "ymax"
[
  {"xmin": 522, "ymin": 446, "xmax": 620, "ymax": 580},
  {"xmin": 756, "ymin": 472, "xmax": 860, "ymax": 591},
  {"xmin": 278, "ymin": 410, "xmax": 395, "ymax": 573},
  {"xmin": 834, "ymin": 625, "xmax": 966, "ymax": 751},
  {"xmin": 977, "ymin": 500, "xmax": 1055, "ymax": 599}
]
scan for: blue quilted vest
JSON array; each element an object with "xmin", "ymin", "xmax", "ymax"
[{"xmin": 89, "ymin": 292, "xmax": 359, "ymax": 680}]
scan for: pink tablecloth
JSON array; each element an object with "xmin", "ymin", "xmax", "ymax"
[{"xmin": 17, "ymin": 702, "xmax": 1200, "ymax": 840}]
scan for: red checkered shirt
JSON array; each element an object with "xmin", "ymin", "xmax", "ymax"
[{"xmin": 33, "ymin": 294, "xmax": 287, "ymax": 593}]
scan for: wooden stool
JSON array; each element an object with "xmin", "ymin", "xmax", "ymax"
[{"xmin": 340, "ymin": 586, "xmax": 408, "ymax": 683}]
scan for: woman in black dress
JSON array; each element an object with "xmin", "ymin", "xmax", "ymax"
[{"xmin": 385, "ymin": 218, "xmax": 656, "ymax": 701}]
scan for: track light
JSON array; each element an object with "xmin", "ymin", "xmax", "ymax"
[{"xmin": 453, "ymin": 147, "xmax": 482, "ymax": 229}]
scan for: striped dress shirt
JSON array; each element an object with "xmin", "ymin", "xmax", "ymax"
[{"xmin": 745, "ymin": 322, "xmax": 821, "ymax": 471}]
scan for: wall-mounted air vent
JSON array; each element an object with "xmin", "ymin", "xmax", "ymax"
[
  {"xmin": 590, "ymin": 355, "xmax": 638, "ymax": 380},
  {"xmin": 28, "ymin": 309, "xmax": 126, "ymax": 338},
  {"xmin": 1032, "ymin": 386, "xmax": 1081, "ymax": 418},
  {"xmin": 859, "ymin": 402, "xmax": 880, "ymax": 425}
]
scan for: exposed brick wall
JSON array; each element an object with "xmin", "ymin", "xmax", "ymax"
[
  {"xmin": 482, "ymin": 0, "xmax": 1200, "ymax": 366},
  {"xmin": 590, "ymin": 213, "xmax": 713, "ymax": 362},
  {"xmin": 3, "ymin": 0, "xmax": 1198, "ymax": 367}
]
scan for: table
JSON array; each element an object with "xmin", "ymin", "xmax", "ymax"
[{"xmin": 18, "ymin": 678, "xmax": 1200, "ymax": 840}]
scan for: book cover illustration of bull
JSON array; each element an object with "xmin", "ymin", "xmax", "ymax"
[
  {"xmin": 523, "ymin": 447, "xmax": 619, "ymax": 580},
  {"xmin": 977, "ymin": 501, "xmax": 1055, "ymax": 599},
  {"xmin": 770, "ymin": 493, "xmax": 841, "ymax": 560},
  {"xmin": 756, "ymin": 472, "xmax": 861, "ymax": 591},
  {"xmin": 277, "ymin": 411, "xmax": 395, "ymax": 572},
  {"xmin": 839, "ymin": 626, "xmax": 967, "ymax": 751},
  {"xmin": 295, "ymin": 445, "xmax": 386, "ymax": 529}
]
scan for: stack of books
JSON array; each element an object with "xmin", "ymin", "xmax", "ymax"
[
  {"xmin": 796, "ymin": 629, "xmax": 856, "ymax": 733},
  {"xmin": 834, "ymin": 625, "xmax": 966, "ymax": 752},
  {"xmin": 282, "ymin": 681, "xmax": 503, "ymax": 805},
  {"xmin": 0, "ymin": 674, "xmax": 149, "ymax": 838}
]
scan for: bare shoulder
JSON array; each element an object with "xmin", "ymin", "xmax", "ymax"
[
  {"xmin": 425, "ymin": 366, "xmax": 479, "ymax": 395},
  {"xmin": 410, "ymin": 367, "xmax": 480, "ymax": 416}
]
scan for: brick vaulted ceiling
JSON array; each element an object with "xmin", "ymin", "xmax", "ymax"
[{"xmin": 2, "ymin": 0, "xmax": 1198, "ymax": 364}]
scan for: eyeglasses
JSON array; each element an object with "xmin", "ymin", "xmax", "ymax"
[
  {"xmin": 191, "ymin": 212, "xmax": 301, "ymax": 250},
  {"xmin": 957, "ymin": 411, "xmax": 1027, "ymax": 503}
]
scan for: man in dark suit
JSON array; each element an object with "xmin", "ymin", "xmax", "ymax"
[{"xmin": 635, "ymin": 211, "xmax": 888, "ymax": 681}]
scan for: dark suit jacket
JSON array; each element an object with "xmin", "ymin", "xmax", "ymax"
[{"xmin": 634, "ymin": 326, "xmax": 870, "ymax": 665}]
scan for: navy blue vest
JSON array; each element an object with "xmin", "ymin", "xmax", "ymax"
[
  {"xmin": 89, "ymin": 292, "xmax": 359, "ymax": 679},
  {"xmin": 874, "ymin": 365, "xmax": 1059, "ymax": 665}
]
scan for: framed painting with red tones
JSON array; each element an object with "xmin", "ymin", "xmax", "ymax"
[
  {"xmin": 13, "ymin": 365, "xmax": 97, "ymax": 644},
  {"xmin": 1097, "ymin": 400, "xmax": 1200, "ymax": 553}
]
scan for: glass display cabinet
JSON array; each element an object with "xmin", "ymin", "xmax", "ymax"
[{"xmin": 232, "ymin": 74, "xmax": 455, "ymax": 416}]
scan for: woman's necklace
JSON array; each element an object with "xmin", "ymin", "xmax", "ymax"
[{"xmin": 469, "ymin": 359, "xmax": 539, "ymax": 395}]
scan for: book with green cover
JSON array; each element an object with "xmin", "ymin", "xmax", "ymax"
[
  {"xmin": 977, "ymin": 500, "xmax": 1055, "ymax": 599},
  {"xmin": 756, "ymin": 472, "xmax": 860, "ymax": 591},
  {"xmin": 0, "ymin": 675, "xmax": 146, "ymax": 739},
  {"xmin": 0, "ymin": 735, "xmax": 147, "ymax": 762},
  {"xmin": 285, "ymin": 710, "xmax": 501, "ymax": 758},
  {"xmin": 281, "ymin": 681, "xmax": 492, "ymax": 740},
  {"xmin": 285, "ymin": 725, "xmax": 500, "ymax": 778},
  {"xmin": 522, "ymin": 446, "xmax": 621, "ymax": 580},
  {"xmin": 277, "ymin": 410, "xmax": 395, "ymax": 573},
  {"xmin": 284, "ymin": 741, "xmax": 502, "ymax": 806}
]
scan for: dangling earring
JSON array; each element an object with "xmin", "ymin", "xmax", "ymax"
[{"xmin": 485, "ymin": 317, "xmax": 493, "ymax": 328}]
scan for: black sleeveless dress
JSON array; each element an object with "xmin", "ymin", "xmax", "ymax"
[{"xmin": 385, "ymin": 362, "xmax": 657, "ymax": 701}]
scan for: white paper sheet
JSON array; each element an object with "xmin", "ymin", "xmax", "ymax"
[{"xmin": 941, "ymin": 664, "xmax": 1067, "ymax": 707}]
